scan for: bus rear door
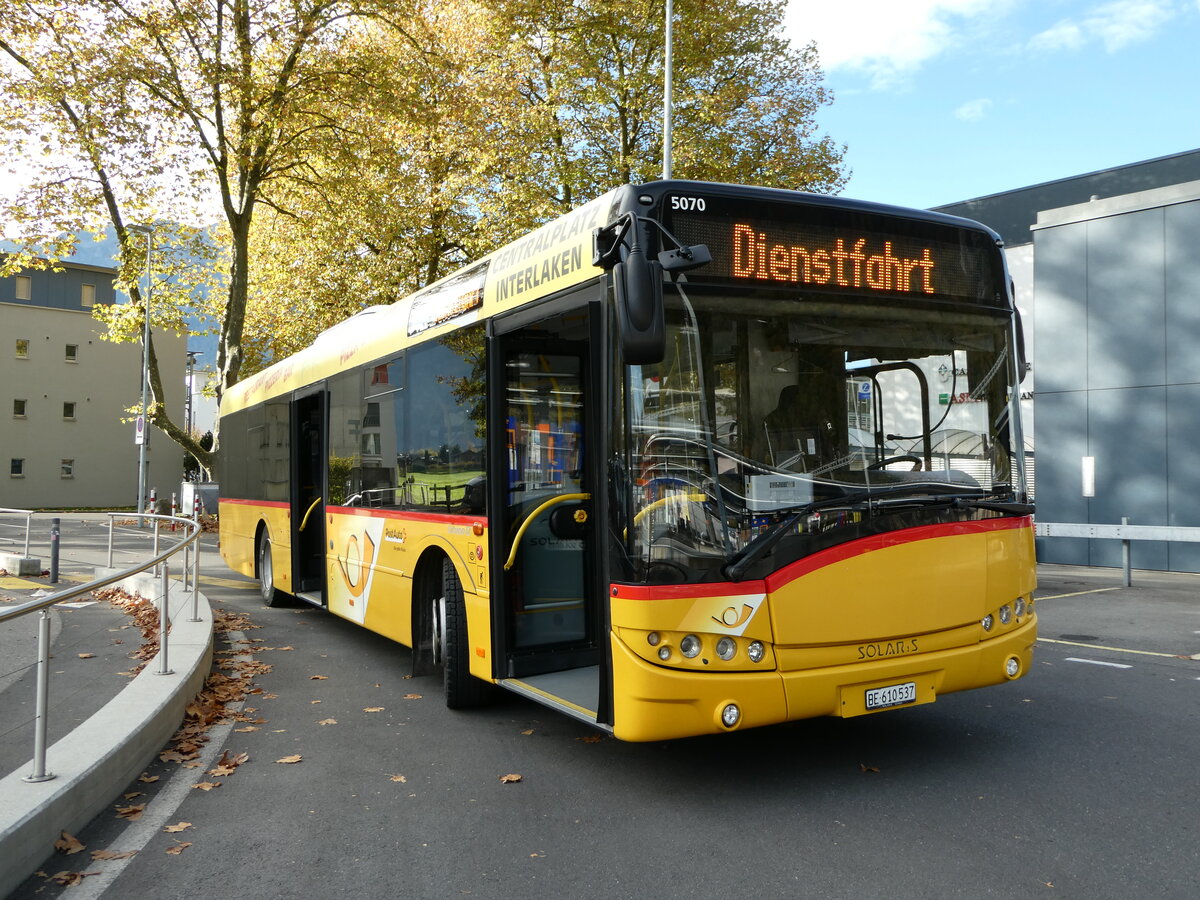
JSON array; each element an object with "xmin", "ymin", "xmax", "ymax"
[{"xmin": 291, "ymin": 387, "xmax": 328, "ymax": 606}]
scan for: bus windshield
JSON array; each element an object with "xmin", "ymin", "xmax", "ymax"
[{"xmin": 621, "ymin": 282, "xmax": 1026, "ymax": 584}]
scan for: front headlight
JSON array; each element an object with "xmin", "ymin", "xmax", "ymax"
[{"xmin": 715, "ymin": 637, "xmax": 736, "ymax": 661}]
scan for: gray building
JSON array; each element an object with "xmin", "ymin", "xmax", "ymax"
[
  {"xmin": 936, "ymin": 150, "xmax": 1200, "ymax": 572},
  {"xmin": 1, "ymin": 259, "xmax": 185, "ymax": 508}
]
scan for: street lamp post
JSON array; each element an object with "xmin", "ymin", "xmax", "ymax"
[
  {"xmin": 127, "ymin": 224, "xmax": 153, "ymax": 526},
  {"xmin": 185, "ymin": 350, "xmax": 202, "ymax": 438}
]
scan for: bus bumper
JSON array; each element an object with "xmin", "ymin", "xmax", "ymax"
[{"xmin": 609, "ymin": 617, "xmax": 1037, "ymax": 742}]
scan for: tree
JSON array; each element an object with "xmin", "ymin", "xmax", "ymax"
[
  {"xmin": 238, "ymin": 0, "xmax": 846, "ymax": 361},
  {"xmin": 0, "ymin": 0, "xmax": 404, "ymax": 477},
  {"xmin": 486, "ymin": 0, "xmax": 847, "ymax": 211}
]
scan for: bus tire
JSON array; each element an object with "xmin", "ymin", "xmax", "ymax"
[
  {"xmin": 441, "ymin": 558, "xmax": 490, "ymax": 709},
  {"xmin": 257, "ymin": 530, "xmax": 290, "ymax": 608}
]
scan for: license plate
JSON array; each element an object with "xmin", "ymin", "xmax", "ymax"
[{"xmin": 865, "ymin": 681, "xmax": 917, "ymax": 710}]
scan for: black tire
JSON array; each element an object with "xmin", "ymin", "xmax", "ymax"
[
  {"xmin": 257, "ymin": 530, "xmax": 291, "ymax": 608},
  {"xmin": 441, "ymin": 558, "xmax": 491, "ymax": 709}
]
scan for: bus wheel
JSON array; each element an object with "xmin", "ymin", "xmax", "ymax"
[
  {"xmin": 441, "ymin": 558, "xmax": 491, "ymax": 709},
  {"xmin": 257, "ymin": 531, "xmax": 290, "ymax": 608}
]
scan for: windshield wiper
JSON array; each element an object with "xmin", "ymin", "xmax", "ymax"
[
  {"xmin": 721, "ymin": 485, "xmax": 1029, "ymax": 582},
  {"xmin": 951, "ymin": 497, "xmax": 1034, "ymax": 515}
]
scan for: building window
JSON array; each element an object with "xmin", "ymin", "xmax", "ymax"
[
  {"xmin": 81, "ymin": 284, "xmax": 95, "ymax": 308},
  {"xmin": 65, "ymin": 344, "xmax": 78, "ymax": 362},
  {"xmin": 61, "ymin": 459, "xmax": 74, "ymax": 478},
  {"xmin": 10, "ymin": 458, "xmax": 24, "ymax": 477},
  {"xmin": 15, "ymin": 275, "xmax": 31, "ymax": 301},
  {"xmin": 13, "ymin": 399, "xmax": 27, "ymax": 417},
  {"xmin": 15, "ymin": 339, "xmax": 29, "ymax": 359},
  {"xmin": 63, "ymin": 401, "xmax": 76, "ymax": 420}
]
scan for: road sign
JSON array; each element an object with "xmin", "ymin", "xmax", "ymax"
[{"xmin": 135, "ymin": 415, "xmax": 145, "ymax": 445}]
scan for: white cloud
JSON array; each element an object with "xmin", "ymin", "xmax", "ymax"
[
  {"xmin": 955, "ymin": 98, "xmax": 993, "ymax": 121},
  {"xmin": 1028, "ymin": 1, "xmax": 1176, "ymax": 54},
  {"xmin": 1027, "ymin": 20, "xmax": 1085, "ymax": 52},
  {"xmin": 784, "ymin": 0, "xmax": 1000, "ymax": 88}
]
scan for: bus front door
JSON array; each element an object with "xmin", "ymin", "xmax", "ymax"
[
  {"xmin": 291, "ymin": 389, "xmax": 327, "ymax": 606},
  {"xmin": 491, "ymin": 309, "xmax": 604, "ymax": 722}
]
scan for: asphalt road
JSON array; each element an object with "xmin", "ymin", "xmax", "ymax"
[{"xmin": 7, "ymin": 552, "xmax": 1199, "ymax": 899}]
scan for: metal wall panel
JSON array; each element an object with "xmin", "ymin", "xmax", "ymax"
[{"xmin": 1084, "ymin": 210, "xmax": 1165, "ymax": 392}]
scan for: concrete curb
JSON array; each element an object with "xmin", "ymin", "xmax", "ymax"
[{"xmin": 0, "ymin": 571, "xmax": 213, "ymax": 897}]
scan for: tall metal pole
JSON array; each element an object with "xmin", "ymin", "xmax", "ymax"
[
  {"xmin": 129, "ymin": 225, "xmax": 153, "ymax": 526},
  {"xmin": 663, "ymin": 0, "xmax": 674, "ymax": 180}
]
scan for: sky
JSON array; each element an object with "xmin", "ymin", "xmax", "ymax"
[{"xmin": 784, "ymin": 0, "xmax": 1200, "ymax": 209}]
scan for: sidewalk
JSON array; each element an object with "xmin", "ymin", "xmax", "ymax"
[{"xmin": 0, "ymin": 515, "xmax": 215, "ymax": 899}]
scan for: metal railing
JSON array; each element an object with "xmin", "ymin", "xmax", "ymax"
[
  {"xmin": 1035, "ymin": 517, "xmax": 1200, "ymax": 585},
  {"xmin": 0, "ymin": 511, "xmax": 202, "ymax": 783},
  {"xmin": 0, "ymin": 507, "xmax": 34, "ymax": 558}
]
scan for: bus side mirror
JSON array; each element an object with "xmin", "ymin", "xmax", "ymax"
[
  {"xmin": 1014, "ymin": 304, "xmax": 1029, "ymax": 383},
  {"xmin": 614, "ymin": 253, "xmax": 664, "ymax": 365}
]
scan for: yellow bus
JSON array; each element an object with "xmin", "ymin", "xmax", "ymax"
[{"xmin": 218, "ymin": 181, "xmax": 1036, "ymax": 741}]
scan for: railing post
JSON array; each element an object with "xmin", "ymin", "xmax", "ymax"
[
  {"xmin": 49, "ymin": 517, "xmax": 60, "ymax": 584},
  {"xmin": 157, "ymin": 560, "xmax": 174, "ymax": 675},
  {"xmin": 153, "ymin": 518, "xmax": 161, "ymax": 575},
  {"xmin": 107, "ymin": 515, "xmax": 115, "ymax": 568},
  {"xmin": 23, "ymin": 511, "xmax": 32, "ymax": 558},
  {"xmin": 1122, "ymin": 516, "xmax": 1132, "ymax": 586},
  {"xmin": 23, "ymin": 609, "xmax": 55, "ymax": 783}
]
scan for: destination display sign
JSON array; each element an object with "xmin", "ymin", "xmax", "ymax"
[{"xmin": 663, "ymin": 194, "xmax": 1004, "ymax": 307}]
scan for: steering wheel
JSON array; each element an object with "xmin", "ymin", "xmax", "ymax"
[{"xmin": 867, "ymin": 454, "xmax": 923, "ymax": 472}]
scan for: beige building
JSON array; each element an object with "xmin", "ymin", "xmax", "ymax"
[{"xmin": 1, "ymin": 258, "xmax": 185, "ymax": 509}]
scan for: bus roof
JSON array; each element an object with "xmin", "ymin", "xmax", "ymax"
[{"xmin": 221, "ymin": 181, "xmax": 1002, "ymax": 415}]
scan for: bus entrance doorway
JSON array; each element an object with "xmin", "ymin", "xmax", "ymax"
[
  {"xmin": 291, "ymin": 389, "xmax": 328, "ymax": 605},
  {"xmin": 490, "ymin": 305, "xmax": 607, "ymax": 725}
]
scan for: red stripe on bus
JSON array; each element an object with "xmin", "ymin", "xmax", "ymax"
[
  {"xmin": 612, "ymin": 516, "xmax": 1032, "ymax": 601},
  {"xmin": 326, "ymin": 506, "xmax": 486, "ymax": 528},
  {"xmin": 218, "ymin": 497, "xmax": 485, "ymax": 529},
  {"xmin": 219, "ymin": 498, "xmax": 290, "ymax": 509}
]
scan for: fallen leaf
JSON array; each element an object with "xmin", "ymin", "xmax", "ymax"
[
  {"xmin": 389, "ymin": 774, "xmax": 407, "ymax": 783},
  {"xmin": 115, "ymin": 804, "xmax": 145, "ymax": 820},
  {"xmin": 310, "ymin": 675, "xmax": 328, "ymax": 680},
  {"xmin": 276, "ymin": 754, "xmax": 303, "ymax": 764},
  {"xmin": 499, "ymin": 773, "xmax": 522, "ymax": 783},
  {"xmin": 363, "ymin": 707, "xmax": 385, "ymax": 713},
  {"xmin": 403, "ymin": 693, "xmax": 422, "ymax": 700},
  {"xmin": 55, "ymin": 832, "xmax": 85, "ymax": 855},
  {"xmin": 191, "ymin": 781, "xmax": 221, "ymax": 791},
  {"xmin": 207, "ymin": 750, "xmax": 249, "ymax": 777},
  {"xmin": 138, "ymin": 774, "xmax": 159, "ymax": 784},
  {"xmin": 576, "ymin": 735, "xmax": 602, "ymax": 743},
  {"xmin": 163, "ymin": 822, "xmax": 192, "ymax": 834},
  {"xmin": 165, "ymin": 842, "xmax": 191, "ymax": 856},
  {"xmin": 859, "ymin": 763, "xmax": 880, "ymax": 773},
  {"xmin": 521, "ymin": 729, "xmax": 534, "ymax": 736},
  {"xmin": 77, "ymin": 652, "xmax": 95, "ymax": 659},
  {"xmin": 276, "ymin": 646, "xmax": 295, "ymax": 651},
  {"xmin": 48, "ymin": 871, "xmax": 101, "ymax": 886},
  {"xmin": 234, "ymin": 726, "xmax": 259, "ymax": 732},
  {"xmin": 318, "ymin": 718, "xmax": 337, "ymax": 725},
  {"xmin": 91, "ymin": 850, "xmax": 137, "ymax": 861},
  {"xmin": 123, "ymin": 791, "xmax": 144, "ymax": 800}
]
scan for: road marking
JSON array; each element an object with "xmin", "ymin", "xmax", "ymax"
[
  {"xmin": 1064, "ymin": 657, "xmax": 1132, "ymax": 669},
  {"xmin": 199, "ymin": 575, "xmax": 257, "ymax": 590},
  {"xmin": 1035, "ymin": 587, "xmax": 1121, "ymax": 600},
  {"xmin": 0, "ymin": 576, "xmax": 44, "ymax": 590},
  {"xmin": 1037, "ymin": 637, "xmax": 1184, "ymax": 659}
]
